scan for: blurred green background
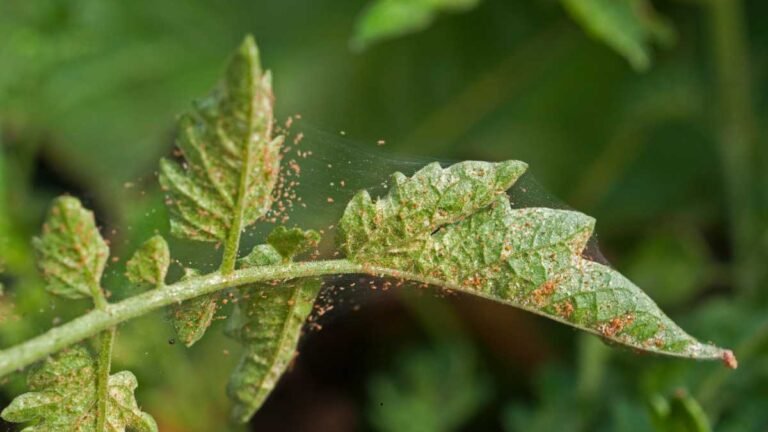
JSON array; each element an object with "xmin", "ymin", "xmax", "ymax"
[{"xmin": 0, "ymin": 0, "xmax": 767, "ymax": 431}]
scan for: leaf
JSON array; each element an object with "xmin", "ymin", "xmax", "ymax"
[
  {"xmin": 352, "ymin": 0, "xmax": 481, "ymax": 50},
  {"xmin": 267, "ymin": 226, "xmax": 321, "ymax": 261},
  {"xmin": 159, "ymin": 35, "xmax": 282, "ymax": 243},
  {"xmin": 0, "ymin": 346, "xmax": 157, "ymax": 432},
  {"xmin": 125, "ymin": 235, "xmax": 170, "ymax": 288},
  {"xmin": 339, "ymin": 161, "xmax": 733, "ymax": 361},
  {"xmin": 33, "ymin": 196, "xmax": 109, "ymax": 300},
  {"xmin": 562, "ymin": 0, "xmax": 674, "ymax": 71},
  {"xmin": 170, "ymin": 268, "xmax": 219, "ymax": 347},
  {"xmin": 340, "ymin": 160, "xmax": 527, "ymax": 258},
  {"xmin": 227, "ymin": 244, "xmax": 321, "ymax": 423},
  {"xmin": 649, "ymin": 390, "xmax": 711, "ymax": 432}
]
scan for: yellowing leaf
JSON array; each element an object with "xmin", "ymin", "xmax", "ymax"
[
  {"xmin": 159, "ymin": 35, "xmax": 282, "ymax": 243},
  {"xmin": 0, "ymin": 347, "xmax": 156, "ymax": 432},
  {"xmin": 125, "ymin": 235, "xmax": 170, "ymax": 288},
  {"xmin": 33, "ymin": 196, "xmax": 109, "ymax": 300},
  {"xmin": 339, "ymin": 161, "xmax": 733, "ymax": 362}
]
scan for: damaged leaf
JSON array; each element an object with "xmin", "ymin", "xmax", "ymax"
[
  {"xmin": 159, "ymin": 35, "xmax": 282, "ymax": 243},
  {"xmin": 33, "ymin": 196, "xmax": 109, "ymax": 300},
  {"xmin": 126, "ymin": 235, "xmax": 170, "ymax": 288},
  {"xmin": 339, "ymin": 161, "xmax": 733, "ymax": 362},
  {"xmin": 0, "ymin": 347, "xmax": 156, "ymax": 432}
]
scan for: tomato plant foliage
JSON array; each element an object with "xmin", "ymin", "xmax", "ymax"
[{"xmin": 0, "ymin": 36, "xmax": 735, "ymax": 430}]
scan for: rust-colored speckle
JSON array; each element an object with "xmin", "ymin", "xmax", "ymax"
[
  {"xmin": 600, "ymin": 314, "xmax": 635, "ymax": 338},
  {"xmin": 555, "ymin": 301, "xmax": 574, "ymax": 318},
  {"xmin": 722, "ymin": 350, "xmax": 738, "ymax": 369},
  {"xmin": 531, "ymin": 280, "xmax": 557, "ymax": 306}
]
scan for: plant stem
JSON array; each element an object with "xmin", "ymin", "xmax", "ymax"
[
  {"xmin": 0, "ymin": 259, "xmax": 361, "ymax": 378},
  {"xmin": 91, "ymin": 283, "xmax": 113, "ymax": 431},
  {"xmin": 95, "ymin": 327, "xmax": 115, "ymax": 431},
  {"xmin": 707, "ymin": 0, "xmax": 758, "ymax": 296},
  {"xmin": 0, "ymin": 257, "xmax": 732, "ymax": 379}
]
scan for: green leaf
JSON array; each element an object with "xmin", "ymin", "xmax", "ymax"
[
  {"xmin": 352, "ymin": 0, "xmax": 481, "ymax": 50},
  {"xmin": 227, "ymin": 243, "xmax": 321, "ymax": 423},
  {"xmin": 33, "ymin": 196, "xmax": 109, "ymax": 300},
  {"xmin": 170, "ymin": 268, "xmax": 219, "ymax": 347},
  {"xmin": 1, "ymin": 346, "xmax": 157, "ymax": 432},
  {"xmin": 238, "ymin": 243, "xmax": 283, "ymax": 269},
  {"xmin": 125, "ymin": 235, "xmax": 170, "ymax": 288},
  {"xmin": 339, "ymin": 161, "xmax": 732, "ymax": 361},
  {"xmin": 340, "ymin": 160, "xmax": 527, "ymax": 259},
  {"xmin": 267, "ymin": 226, "xmax": 321, "ymax": 261},
  {"xmin": 649, "ymin": 390, "xmax": 711, "ymax": 432},
  {"xmin": 562, "ymin": 0, "xmax": 674, "ymax": 71},
  {"xmin": 159, "ymin": 35, "xmax": 282, "ymax": 243},
  {"xmin": 227, "ymin": 277, "xmax": 320, "ymax": 423}
]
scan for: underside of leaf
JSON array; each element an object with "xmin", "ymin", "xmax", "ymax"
[
  {"xmin": 126, "ymin": 235, "xmax": 170, "ymax": 288},
  {"xmin": 339, "ymin": 161, "xmax": 732, "ymax": 362},
  {"xmin": 159, "ymin": 35, "xmax": 282, "ymax": 243},
  {"xmin": 0, "ymin": 347, "xmax": 156, "ymax": 432},
  {"xmin": 170, "ymin": 268, "xmax": 219, "ymax": 347},
  {"xmin": 227, "ymin": 243, "xmax": 321, "ymax": 423},
  {"xmin": 33, "ymin": 196, "xmax": 109, "ymax": 300}
]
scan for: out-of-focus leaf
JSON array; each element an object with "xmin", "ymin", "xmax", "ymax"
[
  {"xmin": 33, "ymin": 196, "xmax": 108, "ymax": 300},
  {"xmin": 368, "ymin": 342, "xmax": 490, "ymax": 432},
  {"xmin": 649, "ymin": 390, "xmax": 711, "ymax": 432},
  {"xmin": 0, "ymin": 346, "xmax": 157, "ymax": 431},
  {"xmin": 125, "ymin": 235, "xmax": 170, "ymax": 289},
  {"xmin": 227, "ymin": 243, "xmax": 320, "ymax": 423},
  {"xmin": 159, "ymin": 35, "xmax": 282, "ymax": 243},
  {"xmin": 339, "ymin": 161, "xmax": 733, "ymax": 362},
  {"xmin": 266, "ymin": 226, "xmax": 321, "ymax": 261},
  {"xmin": 170, "ymin": 268, "xmax": 219, "ymax": 347},
  {"xmin": 352, "ymin": 0, "xmax": 481, "ymax": 50},
  {"xmin": 561, "ymin": 0, "xmax": 674, "ymax": 71},
  {"xmin": 624, "ymin": 230, "xmax": 711, "ymax": 307}
]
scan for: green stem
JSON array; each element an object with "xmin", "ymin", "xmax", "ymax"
[
  {"xmin": 0, "ymin": 257, "xmax": 732, "ymax": 379},
  {"xmin": 95, "ymin": 327, "xmax": 115, "ymax": 431},
  {"xmin": 707, "ymin": 0, "xmax": 758, "ymax": 296},
  {"xmin": 0, "ymin": 259, "xmax": 361, "ymax": 378},
  {"xmin": 91, "ymin": 283, "xmax": 113, "ymax": 431}
]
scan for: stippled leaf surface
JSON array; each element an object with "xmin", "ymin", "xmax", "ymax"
[
  {"xmin": 562, "ymin": 0, "xmax": 674, "ymax": 71},
  {"xmin": 170, "ymin": 268, "xmax": 218, "ymax": 347},
  {"xmin": 125, "ymin": 235, "xmax": 170, "ymax": 288},
  {"xmin": 159, "ymin": 35, "xmax": 281, "ymax": 242},
  {"xmin": 0, "ymin": 347, "xmax": 156, "ymax": 432},
  {"xmin": 227, "ymin": 243, "xmax": 321, "ymax": 423},
  {"xmin": 352, "ymin": 0, "xmax": 481, "ymax": 50},
  {"xmin": 339, "ymin": 161, "xmax": 732, "ymax": 361},
  {"xmin": 33, "ymin": 196, "xmax": 108, "ymax": 300},
  {"xmin": 267, "ymin": 226, "xmax": 321, "ymax": 261}
]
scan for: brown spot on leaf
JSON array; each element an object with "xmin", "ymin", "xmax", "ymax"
[
  {"xmin": 531, "ymin": 280, "xmax": 557, "ymax": 306},
  {"xmin": 600, "ymin": 314, "xmax": 635, "ymax": 338},
  {"xmin": 722, "ymin": 350, "xmax": 738, "ymax": 369}
]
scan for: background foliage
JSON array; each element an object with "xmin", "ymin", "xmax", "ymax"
[{"xmin": 1, "ymin": 0, "xmax": 766, "ymax": 431}]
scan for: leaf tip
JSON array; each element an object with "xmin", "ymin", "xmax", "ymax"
[
  {"xmin": 722, "ymin": 349, "xmax": 738, "ymax": 369},
  {"xmin": 236, "ymin": 34, "xmax": 261, "ymax": 70},
  {"xmin": 489, "ymin": 159, "xmax": 528, "ymax": 193}
]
